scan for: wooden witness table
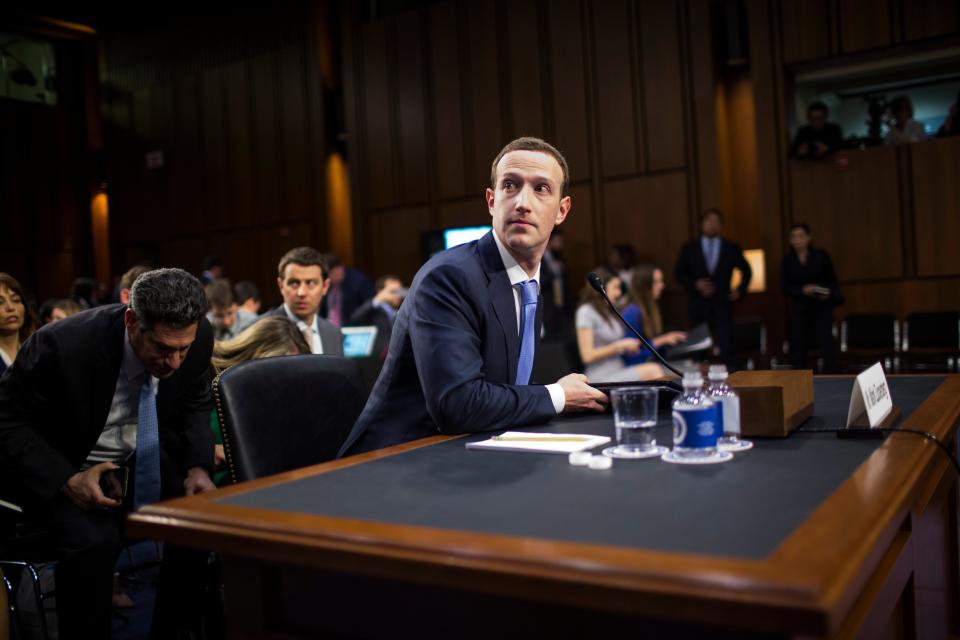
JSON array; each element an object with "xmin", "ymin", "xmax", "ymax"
[{"xmin": 129, "ymin": 376, "xmax": 960, "ymax": 639}]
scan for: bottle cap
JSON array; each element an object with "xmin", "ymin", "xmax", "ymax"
[
  {"xmin": 588, "ymin": 455, "xmax": 613, "ymax": 470},
  {"xmin": 708, "ymin": 364, "xmax": 728, "ymax": 381},
  {"xmin": 682, "ymin": 369, "xmax": 703, "ymax": 387}
]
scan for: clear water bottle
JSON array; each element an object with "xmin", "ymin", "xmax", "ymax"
[
  {"xmin": 707, "ymin": 365, "xmax": 753, "ymax": 452},
  {"xmin": 671, "ymin": 369, "xmax": 719, "ymax": 459}
]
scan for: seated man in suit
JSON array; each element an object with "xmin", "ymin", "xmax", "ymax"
[
  {"xmin": 320, "ymin": 253, "xmax": 376, "ymax": 328},
  {"xmin": 349, "ymin": 275, "xmax": 405, "ymax": 360},
  {"xmin": 0, "ymin": 268, "xmax": 217, "ymax": 639},
  {"xmin": 206, "ymin": 279, "xmax": 258, "ymax": 341},
  {"xmin": 263, "ymin": 246, "xmax": 343, "ymax": 356},
  {"xmin": 339, "ymin": 137, "xmax": 608, "ymax": 457},
  {"xmin": 674, "ymin": 208, "xmax": 752, "ymax": 367}
]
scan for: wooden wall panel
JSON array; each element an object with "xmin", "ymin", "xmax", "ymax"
[
  {"xmin": 465, "ymin": 0, "xmax": 504, "ymax": 192},
  {"xmin": 547, "ymin": 0, "xmax": 591, "ymax": 183},
  {"xmin": 438, "ymin": 198, "xmax": 489, "ymax": 230},
  {"xmin": 903, "ymin": 0, "xmax": 960, "ymax": 42},
  {"xmin": 911, "ymin": 137, "xmax": 960, "ymax": 277},
  {"xmin": 223, "ymin": 61, "xmax": 255, "ymax": 229},
  {"xmin": 839, "ymin": 279, "xmax": 960, "ymax": 317},
  {"xmin": 200, "ymin": 67, "xmax": 228, "ymax": 233},
  {"xmin": 839, "ymin": 0, "xmax": 892, "ymax": 53},
  {"xmin": 561, "ymin": 184, "xmax": 597, "ymax": 296},
  {"xmin": 506, "ymin": 0, "xmax": 545, "ymax": 140},
  {"xmin": 602, "ymin": 172, "xmax": 689, "ymax": 289},
  {"xmin": 428, "ymin": 2, "xmax": 467, "ymax": 200},
  {"xmin": 591, "ymin": 0, "xmax": 639, "ymax": 178},
  {"xmin": 359, "ymin": 22, "xmax": 396, "ymax": 210},
  {"xmin": 173, "ymin": 76, "xmax": 204, "ymax": 237},
  {"xmin": 251, "ymin": 51, "xmax": 283, "ymax": 225},
  {"xmin": 780, "ymin": 0, "xmax": 832, "ymax": 63},
  {"xmin": 278, "ymin": 45, "xmax": 312, "ymax": 221},
  {"xmin": 789, "ymin": 147, "xmax": 902, "ymax": 282},
  {"xmin": 369, "ymin": 208, "xmax": 431, "ymax": 284},
  {"xmin": 394, "ymin": 12, "xmax": 430, "ymax": 205},
  {"xmin": 639, "ymin": 0, "xmax": 685, "ymax": 171}
]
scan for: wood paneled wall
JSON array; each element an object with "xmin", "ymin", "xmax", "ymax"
[
  {"xmin": 100, "ymin": 3, "xmax": 333, "ymax": 308},
  {"xmin": 344, "ymin": 0, "xmax": 702, "ymax": 330}
]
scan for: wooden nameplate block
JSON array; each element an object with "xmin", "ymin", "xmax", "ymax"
[{"xmin": 728, "ymin": 370, "xmax": 814, "ymax": 438}]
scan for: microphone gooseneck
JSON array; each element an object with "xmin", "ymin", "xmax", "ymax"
[{"xmin": 586, "ymin": 272, "xmax": 683, "ymax": 378}]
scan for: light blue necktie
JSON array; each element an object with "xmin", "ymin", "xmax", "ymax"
[
  {"xmin": 515, "ymin": 280, "xmax": 539, "ymax": 385},
  {"xmin": 706, "ymin": 238, "xmax": 720, "ymax": 274},
  {"xmin": 134, "ymin": 377, "xmax": 161, "ymax": 509}
]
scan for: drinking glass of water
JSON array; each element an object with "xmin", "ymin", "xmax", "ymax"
[{"xmin": 602, "ymin": 387, "xmax": 666, "ymax": 459}]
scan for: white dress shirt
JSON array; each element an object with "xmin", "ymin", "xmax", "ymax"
[
  {"xmin": 85, "ymin": 330, "xmax": 159, "ymax": 468},
  {"xmin": 283, "ymin": 304, "xmax": 324, "ymax": 354},
  {"xmin": 491, "ymin": 232, "xmax": 565, "ymax": 414}
]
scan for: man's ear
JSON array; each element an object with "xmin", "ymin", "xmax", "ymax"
[
  {"xmin": 123, "ymin": 307, "xmax": 138, "ymax": 333},
  {"xmin": 555, "ymin": 195, "xmax": 572, "ymax": 226},
  {"xmin": 486, "ymin": 187, "xmax": 496, "ymax": 215}
]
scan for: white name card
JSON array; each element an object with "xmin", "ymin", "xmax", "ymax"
[{"xmin": 846, "ymin": 362, "xmax": 893, "ymax": 428}]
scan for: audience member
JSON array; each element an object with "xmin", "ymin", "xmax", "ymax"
[
  {"xmin": 263, "ymin": 247, "xmax": 343, "ymax": 355},
  {"xmin": 622, "ymin": 263, "xmax": 687, "ymax": 369},
  {"xmin": 200, "ymin": 255, "xmax": 223, "ymax": 285},
  {"xmin": 46, "ymin": 298, "xmax": 83, "ymax": 323},
  {"xmin": 576, "ymin": 268, "xmax": 661, "ymax": 382},
  {"xmin": 791, "ymin": 101, "xmax": 843, "ymax": 159},
  {"xmin": 0, "ymin": 268, "xmax": 216, "ymax": 638},
  {"xmin": 338, "ymin": 136, "xmax": 607, "ymax": 456},
  {"xmin": 119, "ymin": 265, "xmax": 154, "ymax": 305},
  {"xmin": 234, "ymin": 280, "xmax": 262, "ymax": 315},
  {"xmin": 937, "ymin": 90, "xmax": 960, "ymax": 138},
  {"xmin": 885, "ymin": 95, "xmax": 926, "ymax": 145},
  {"xmin": 209, "ymin": 317, "xmax": 311, "ymax": 484},
  {"xmin": 320, "ymin": 253, "xmax": 376, "ymax": 327},
  {"xmin": 349, "ymin": 275, "xmax": 405, "ymax": 359},
  {"xmin": 781, "ymin": 223, "xmax": 841, "ymax": 373},
  {"xmin": 540, "ymin": 227, "xmax": 574, "ymax": 337},
  {"xmin": 0, "ymin": 273, "xmax": 34, "ymax": 376},
  {"xmin": 607, "ymin": 244, "xmax": 637, "ymax": 286},
  {"xmin": 675, "ymin": 208, "xmax": 751, "ymax": 368},
  {"xmin": 70, "ymin": 277, "xmax": 98, "ymax": 309},
  {"xmin": 205, "ymin": 279, "xmax": 257, "ymax": 341}
]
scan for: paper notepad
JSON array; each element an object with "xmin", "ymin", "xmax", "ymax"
[{"xmin": 466, "ymin": 431, "xmax": 610, "ymax": 454}]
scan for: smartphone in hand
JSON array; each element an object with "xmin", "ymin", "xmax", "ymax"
[{"xmin": 99, "ymin": 466, "xmax": 129, "ymax": 501}]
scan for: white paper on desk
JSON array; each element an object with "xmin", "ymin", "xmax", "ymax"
[{"xmin": 465, "ymin": 431, "xmax": 610, "ymax": 454}]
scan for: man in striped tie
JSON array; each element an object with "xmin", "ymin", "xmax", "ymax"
[
  {"xmin": 0, "ymin": 268, "xmax": 217, "ymax": 638},
  {"xmin": 340, "ymin": 137, "xmax": 608, "ymax": 457}
]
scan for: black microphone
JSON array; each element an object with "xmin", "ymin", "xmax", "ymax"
[{"xmin": 587, "ymin": 272, "xmax": 683, "ymax": 378}]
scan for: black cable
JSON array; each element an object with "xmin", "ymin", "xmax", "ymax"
[{"xmin": 796, "ymin": 425, "xmax": 960, "ymax": 476}]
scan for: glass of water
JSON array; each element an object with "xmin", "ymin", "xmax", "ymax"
[{"xmin": 602, "ymin": 387, "xmax": 665, "ymax": 459}]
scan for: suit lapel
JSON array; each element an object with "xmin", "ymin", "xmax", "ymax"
[
  {"xmin": 92, "ymin": 308, "xmax": 127, "ymax": 431},
  {"xmin": 478, "ymin": 233, "xmax": 520, "ymax": 384}
]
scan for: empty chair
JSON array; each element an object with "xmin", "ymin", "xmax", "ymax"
[
  {"xmin": 840, "ymin": 314, "xmax": 900, "ymax": 373},
  {"xmin": 732, "ymin": 317, "xmax": 767, "ymax": 370},
  {"xmin": 902, "ymin": 311, "xmax": 960, "ymax": 373},
  {"xmin": 214, "ymin": 355, "xmax": 367, "ymax": 483}
]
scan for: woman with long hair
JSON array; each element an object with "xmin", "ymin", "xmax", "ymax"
[
  {"xmin": 0, "ymin": 273, "xmax": 35, "ymax": 376},
  {"xmin": 575, "ymin": 267, "xmax": 661, "ymax": 382},
  {"xmin": 621, "ymin": 264, "xmax": 686, "ymax": 377},
  {"xmin": 209, "ymin": 317, "xmax": 311, "ymax": 483}
]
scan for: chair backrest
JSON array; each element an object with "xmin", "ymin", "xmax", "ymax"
[
  {"xmin": 733, "ymin": 317, "xmax": 766, "ymax": 354},
  {"xmin": 840, "ymin": 314, "xmax": 899, "ymax": 351},
  {"xmin": 214, "ymin": 355, "xmax": 367, "ymax": 483},
  {"xmin": 532, "ymin": 339, "xmax": 581, "ymax": 384},
  {"xmin": 903, "ymin": 312, "xmax": 960, "ymax": 350}
]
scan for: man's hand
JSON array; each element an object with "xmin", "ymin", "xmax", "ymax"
[
  {"xmin": 63, "ymin": 462, "xmax": 122, "ymax": 510},
  {"xmin": 655, "ymin": 331, "xmax": 687, "ymax": 347},
  {"xmin": 695, "ymin": 278, "xmax": 715, "ymax": 297},
  {"xmin": 556, "ymin": 373, "xmax": 608, "ymax": 413},
  {"xmin": 184, "ymin": 466, "xmax": 216, "ymax": 496},
  {"xmin": 814, "ymin": 141, "xmax": 829, "ymax": 156},
  {"xmin": 802, "ymin": 284, "xmax": 818, "ymax": 297}
]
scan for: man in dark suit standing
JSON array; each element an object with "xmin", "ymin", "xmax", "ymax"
[
  {"xmin": 675, "ymin": 208, "xmax": 752, "ymax": 367},
  {"xmin": 320, "ymin": 254, "xmax": 376, "ymax": 328},
  {"xmin": 0, "ymin": 268, "xmax": 216, "ymax": 638},
  {"xmin": 263, "ymin": 246, "xmax": 343, "ymax": 356},
  {"xmin": 339, "ymin": 137, "xmax": 608, "ymax": 457},
  {"xmin": 349, "ymin": 275, "xmax": 405, "ymax": 360}
]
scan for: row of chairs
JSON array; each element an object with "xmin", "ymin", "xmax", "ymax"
[{"xmin": 735, "ymin": 311, "xmax": 960, "ymax": 373}]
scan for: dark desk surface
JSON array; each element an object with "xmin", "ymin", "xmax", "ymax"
[
  {"xmin": 129, "ymin": 375, "xmax": 960, "ymax": 637},
  {"xmin": 220, "ymin": 377, "xmax": 942, "ymax": 560}
]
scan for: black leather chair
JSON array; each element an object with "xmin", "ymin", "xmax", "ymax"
[
  {"xmin": 732, "ymin": 316, "xmax": 767, "ymax": 370},
  {"xmin": 902, "ymin": 311, "xmax": 960, "ymax": 372},
  {"xmin": 840, "ymin": 313, "xmax": 900, "ymax": 373},
  {"xmin": 214, "ymin": 355, "xmax": 367, "ymax": 483}
]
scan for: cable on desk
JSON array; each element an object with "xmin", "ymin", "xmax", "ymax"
[{"xmin": 796, "ymin": 426, "xmax": 960, "ymax": 476}]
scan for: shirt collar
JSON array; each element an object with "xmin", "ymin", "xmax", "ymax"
[
  {"xmin": 122, "ymin": 329, "xmax": 157, "ymax": 393},
  {"xmin": 491, "ymin": 230, "xmax": 541, "ymax": 287},
  {"xmin": 283, "ymin": 304, "xmax": 319, "ymax": 333}
]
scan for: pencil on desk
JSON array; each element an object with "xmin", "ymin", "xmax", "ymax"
[{"xmin": 492, "ymin": 436, "xmax": 590, "ymax": 442}]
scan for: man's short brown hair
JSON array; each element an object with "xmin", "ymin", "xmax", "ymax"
[
  {"xmin": 205, "ymin": 279, "xmax": 236, "ymax": 309},
  {"xmin": 277, "ymin": 247, "xmax": 328, "ymax": 279},
  {"xmin": 489, "ymin": 137, "xmax": 570, "ymax": 196},
  {"xmin": 120, "ymin": 265, "xmax": 154, "ymax": 291}
]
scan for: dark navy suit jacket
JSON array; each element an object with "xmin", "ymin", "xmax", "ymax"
[{"xmin": 338, "ymin": 232, "xmax": 557, "ymax": 456}]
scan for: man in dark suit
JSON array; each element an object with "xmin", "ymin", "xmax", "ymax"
[
  {"xmin": 320, "ymin": 254, "xmax": 376, "ymax": 328},
  {"xmin": 263, "ymin": 246, "xmax": 343, "ymax": 356},
  {"xmin": 348, "ymin": 275, "xmax": 405, "ymax": 360},
  {"xmin": 675, "ymin": 208, "xmax": 752, "ymax": 367},
  {"xmin": 0, "ymin": 268, "xmax": 216, "ymax": 638},
  {"xmin": 339, "ymin": 137, "xmax": 607, "ymax": 457}
]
